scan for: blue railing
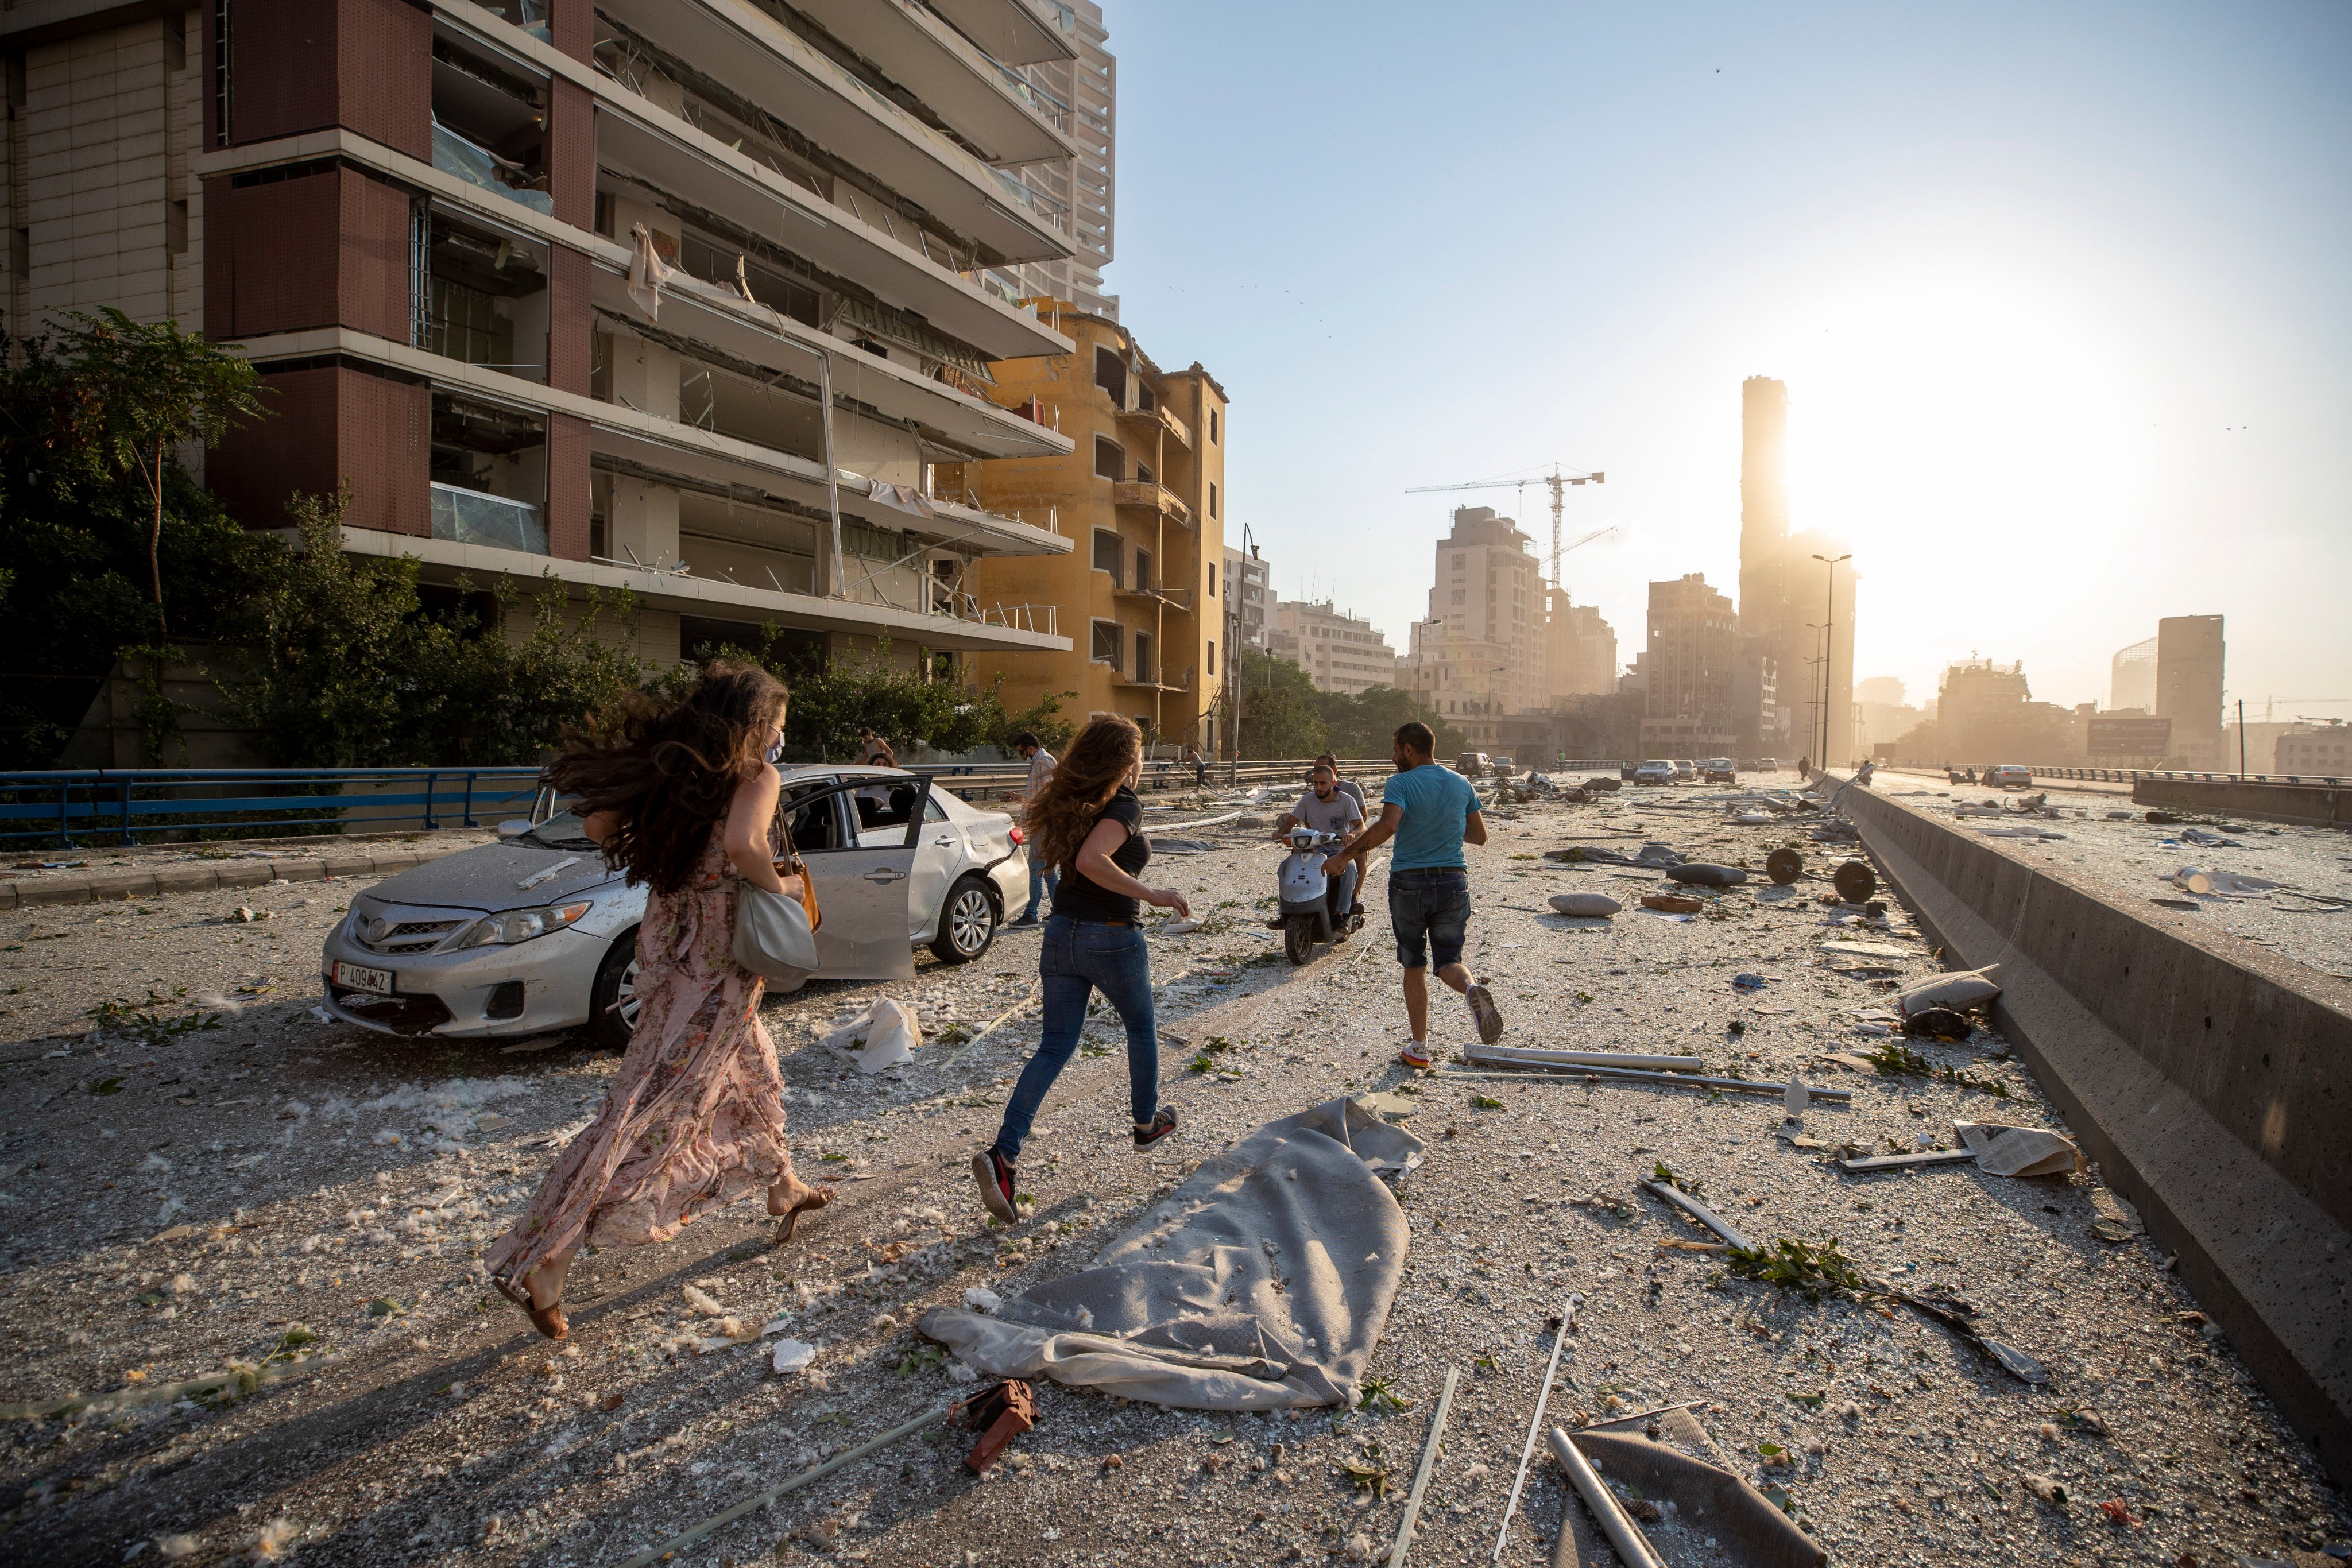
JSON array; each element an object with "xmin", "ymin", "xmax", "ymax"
[{"xmin": 0, "ymin": 768, "xmax": 548, "ymax": 847}]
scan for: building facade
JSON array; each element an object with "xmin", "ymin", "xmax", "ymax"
[
  {"xmin": 2275, "ymin": 723, "xmax": 2350, "ymax": 778},
  {"xmin": 1405, "ymin": 619, "xmax": 1511, "ymax": 750},
  {"xmin": 1000, "ymin": 0, "xmax": 1114, "ymax": 319},
  {"xmin": 2156, "ymin": 614, "xmax": 2225, "ymax": 766},
  {"xmin": 948, "ymin": 308, "xmax": 1227, "ymax": 749},
  {"xmin": 1423, "ymin": 506, "xmax": 1547, "ymax": 718},
  {"xmin": 1544, "ymin": 589, "xmax": 1618, "ymax": 698},
  {"xmin": 2, "ymin": 0, "xmax": 1091, "ymax": 679},
  {"xmin": 1271, "ymin": 599, "xmax": 1398, "ymax": 695},
  {"xmin": 1224, "ymin": 544, "xmax": 1272, "ymax": 652},
  {"xmin": 1639, "ymin": 573, "xmax": 1736, "ymax": 756}
]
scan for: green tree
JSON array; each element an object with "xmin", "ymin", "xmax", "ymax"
[
  {"xmin": 0, "ymin": 323, "xmax": 280, "ymax": 765},
  {"xmin": 48, "ymin": 309, "xmax": 268, "ymax": 640},
  {"xmin": 1235, "ymin": 649, "xmax": 1328, "ymax": 758}
]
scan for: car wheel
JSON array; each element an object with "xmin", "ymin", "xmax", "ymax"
[
  {"xmin": 587, "ymin": 927, "xmax": 641, "ymax": 1052},
  {"xmin": 930, "ymin": 876, "xmax": 998, "ymax": 965}
]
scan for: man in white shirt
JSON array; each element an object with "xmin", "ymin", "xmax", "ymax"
[{"xmin": 1010, "ymin": 731, "xmax": 1057, "ymax": 927}]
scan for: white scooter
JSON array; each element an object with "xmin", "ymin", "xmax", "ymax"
[{"xmin": 1276, "ymin": 827, "xmax": 1364, "ymax": 965}]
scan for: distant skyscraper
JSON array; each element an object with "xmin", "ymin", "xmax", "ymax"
[
  {"xmin": 2156, "ymin": 615, "xmax": 2225, "ymax": 765},
  {"xmin": 1734, "ymin": 377, "xmax": 1854, "ymax": 761},
  {"xmin": 1007, "ymin": 1, "xmax": 1117, "ymax": 318},
  {"xmin": 2111, "ymin": 637, "xmax": 2158, "ymax": 711},
  {"xmin": 1545, "ymin": 587, "xmax": 1618, "ymax": 698}
]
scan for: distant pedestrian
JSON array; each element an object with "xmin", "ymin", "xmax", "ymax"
[
  {"xmin": 1326, "ymin": 721, "xmax": 1502, "ymax": 1068},
  {"xmin": 974, "ymin": 715, "xmax": 1189, "ymax": 1222},
  {"xmin": 1009, "ymin": 731, "xmax": 1057, "ymax": 927},
  {"xmin": 1183, "ymin": 744, "xmax": 1206, "ymax": 787},
  {"xmin": 486, "ymin": 663, "xmax": 830, "ymax": 1341}
]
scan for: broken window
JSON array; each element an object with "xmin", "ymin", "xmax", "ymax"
[
  {"xmin": 1091, "ymin": 529, "xmax": 1123, "ymax": 587},
  {"xmin": 1090, "ymin": 620, "xmax": 1121, "ymax": 667},
  {"xmin": 1134, "ymin": 631, "xmax": 1155, "ymax": 685},
  {"xmin": 430, "ymin": 391, "xmax": 547, "ymax": 554},
  {"xmin": 1094, "ymin": 438, "xmax": 1124, "ymax": 482},
  {"xmin": 1134, "ymin": 549, "xmax": 1151, "ymax": 591},
  {"xmin": 1093, "ymin": 346, "xmax": 1125, "ymax": 405}
]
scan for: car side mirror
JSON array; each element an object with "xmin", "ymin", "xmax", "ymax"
[{"xmin": 497, "ymin": 820, "xmax": 533, "ymax": 839}]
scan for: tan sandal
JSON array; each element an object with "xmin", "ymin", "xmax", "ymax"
[
  {"xmin": 772, "ymin": 1184, "xmax": 835, "ymax": 1245},
  {"xmin": 492, "ymin": 1272, "xmax": 568, "ymax": 1341}
]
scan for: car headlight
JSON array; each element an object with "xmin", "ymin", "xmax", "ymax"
[{"xmin": 453, "ymin": 900, "xmax": 593, "ymax": 949}]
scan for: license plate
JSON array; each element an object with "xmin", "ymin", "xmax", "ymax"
[{"xmin": 332, "ymin": 961, "xmax": 393, "ymax": 996}]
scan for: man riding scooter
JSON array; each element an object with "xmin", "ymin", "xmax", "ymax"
[{"xmin": 1271, "ymin": 763, "xmax": 1366, "ymax": 918}]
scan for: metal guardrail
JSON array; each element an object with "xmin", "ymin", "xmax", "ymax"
[
  {"xmin": 1, "ymin": 752, "xmax": 1689, "ymax": 849},
  {"xmin": 0, "ymin": 768, "xmax": 547, "ymax": 847},
  {"xmin": 1895, "ymin": 764, "xmax": 2346, "ymax": 788}
]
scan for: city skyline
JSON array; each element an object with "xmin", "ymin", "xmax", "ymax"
[{"xmin": 1109, "ymin": 1, "xmax": 2352, "ymax": 719}]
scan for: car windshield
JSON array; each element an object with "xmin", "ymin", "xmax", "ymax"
[{"xmin": 521, "ymin": 810, "xmax": 602, "ymax": 851}]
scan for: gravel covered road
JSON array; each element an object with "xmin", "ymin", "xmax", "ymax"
[{"xmin": 1, "ymin": 776, "xmax": 2344, "ymax": 1567}]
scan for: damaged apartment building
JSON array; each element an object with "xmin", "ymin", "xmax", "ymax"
[{"xmin": 1, "ymin": 0, "xmax": 1102, "ymax": 679}]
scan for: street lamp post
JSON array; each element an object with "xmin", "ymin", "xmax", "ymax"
[{"xmin": 1812, "ymin": 552, "xmax": 1851, "ymax": 767}]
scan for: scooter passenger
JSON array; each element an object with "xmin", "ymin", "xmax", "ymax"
[{"xmin": 1272, "ymin": 763, "xmax": 1366, "ymax": 917}]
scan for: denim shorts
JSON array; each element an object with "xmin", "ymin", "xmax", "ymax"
[{"xmin": 1387, "ymin": 866, "xmax": 1470, "ymax": 970}]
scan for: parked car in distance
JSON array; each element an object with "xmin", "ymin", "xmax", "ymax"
[
  {"xmin": 1491, "ymin": 757, "xmax": 1516, "ymax": 778},
  {"xmin": 1634, "ymin": 760, "xmax": 1677, "ymax": 786},
  {"xmin": 1456, "ymin": 752, "xmax": 1491, "ymax": 777},
  {"xmin": 1699, "ymin": 758, "xmax": 1738, "ymax": 784},
  {"xmin": 1748, "ymin": 757, "xmax": 1781, "ymax": 773},
  {"xmin": 1988, "ymin": 764, "xmax": 2034, "ymax": 789},
  {"xmin": 320, "ymin": 766, "xmax": 1024, "ymax": 1050},
  {"xmin": 1671, "ymin": 760, "xmax": 1698, "ymax": 783}
]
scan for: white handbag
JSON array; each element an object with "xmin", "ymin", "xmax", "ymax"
[{"xmin": 734, "ymin": 879, "xmax": 819, "ymax": 979}]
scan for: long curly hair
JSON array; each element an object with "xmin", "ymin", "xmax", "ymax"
[
  {"xmin": 546, "ymin": 661, "xmax": 788, "ymax": 895},
  {"xmin": 1027, "ymin": 713, "xmax": 1142, "ymax": 873}
]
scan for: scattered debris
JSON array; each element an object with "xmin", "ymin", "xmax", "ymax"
[
  {"xmin": 1893, "ymin": 964, "xmax": 2003, "ymax": 1017},
  {"xmin": 1832, "ymin": 862, "xmax": 1877, "ymax": 902},
  {"xmin": 1956, "ymin": 1121, "xmax": 2082, "ymax": 1178},
  {"xmin": 1546, "ymin": 892, "xmax": 1624, "ymax": 918},
  {"xmin": 958, "ymin": 1379, "xmax": 1038, "ymax": 1473},
  {"xmin": 1639, "ymin": 893, "xmax": 1704, "ymax": 915}
]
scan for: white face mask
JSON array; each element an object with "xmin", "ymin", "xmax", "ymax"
[{"xmin": 765, "ymin": 737, "xmax": 784, "ymax": 764}]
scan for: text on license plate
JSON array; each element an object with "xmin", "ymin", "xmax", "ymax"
[{"xmin": 333, "ymin": 961, "xmax": 393, "ymax": 995}]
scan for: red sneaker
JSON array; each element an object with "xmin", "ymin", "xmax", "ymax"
[
  {"xmin": 1399, "ymin": 1043, "xmax": 1434, "ymax": 1070},
  {"xmin": 971, "ymin": 1148, "xmax": 1017, "ymax": 1223}
]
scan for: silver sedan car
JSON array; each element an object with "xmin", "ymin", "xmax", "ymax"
[{"xmin": 319, "ymin": 766, "xmax": 1026, "ymax": 1048}]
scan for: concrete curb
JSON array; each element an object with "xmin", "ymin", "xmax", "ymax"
[
  {"xmin": 1824, "ymin": 772, "xmax": 2352, "ymax": 1489},
  {"xmin": 0, "ymin": 844, "xmax": 471, "ymax": 911},
  {"xmin": 2132, "ymin": 776, "xmax": 2352, "ymax": 830}
]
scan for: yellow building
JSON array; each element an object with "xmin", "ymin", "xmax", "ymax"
[{"xmin": 941, "ymin": 305, "xmax": 1229, "ymax": 749}]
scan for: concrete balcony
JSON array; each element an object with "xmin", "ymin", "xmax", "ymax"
[
  {"xmin": 1112, "ymin": 481, "xmax": 1192, "ymax": 529},
  {"xmin": 1115, "ymin": 401, "xmax": 1192, "ymax": 450},
  {"xmin": 1114, "ymin": 667, "xmax": 1193, "ymax": 693},
  {"xmin": 788, "ymin": 0, "xmax": 1080, "ymax": 165}
]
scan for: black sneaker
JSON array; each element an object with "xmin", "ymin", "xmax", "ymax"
[
  {"xmin": 1132, "ymin": 1108, "xmax": 1178, "ymax": 1149},
  {"xmin": 972, "ymin": 1148, "xmax": 1017, "ymax": 1222}
]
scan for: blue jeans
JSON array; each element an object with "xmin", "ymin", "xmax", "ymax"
[
  {"xmin": 1388, "ymin": 866, "xmax": 1470, "ymax": 970},
  {"xmin": 1022, "ymin": 862, "xmax": 1059, "ymax": 922},
  {"xmin": 992, "ymin": 915, "xmax": 1159, "ymax": 1162},
  {"xmin": 1329, "ymin": 857, "xmax": 1361, "ymax": 916}
]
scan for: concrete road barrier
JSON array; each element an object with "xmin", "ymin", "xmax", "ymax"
[
  {"xmin": 1819, "ymin": 770, "xmax": 2352, "ymax": 1488},
  {"xmin": 2132, "ymin": 776, "xmax": 2352, "ymax": 830}
]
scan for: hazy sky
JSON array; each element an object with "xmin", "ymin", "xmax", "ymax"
[{"xmin": 1107, "ymin": 2, "xmax": 2351, "ymax": 719}]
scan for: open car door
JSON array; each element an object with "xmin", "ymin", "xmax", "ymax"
[{"xmin": 782, "ymin": 778, "xmax": 918, "ymax": 981}]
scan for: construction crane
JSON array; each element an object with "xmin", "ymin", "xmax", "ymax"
[{"xmin": 1405, "ymin": 464, "xmax": 1607, "ymax": 588}]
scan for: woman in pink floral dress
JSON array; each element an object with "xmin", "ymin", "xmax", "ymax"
[{"xmin": 486, "ymin": 662, "xmax": 830, "ymax": 1339}]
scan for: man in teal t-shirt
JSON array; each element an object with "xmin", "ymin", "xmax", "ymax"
[{"xmin": 1325, "ymin": 722, "xmax": 1503, "ymax": 1067}]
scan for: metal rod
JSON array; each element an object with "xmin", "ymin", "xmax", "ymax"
[
  {"xmin": 818, "ymin": 351, "xmax": 844, "ymax": 597},
  {"xmin": 612, "ymin": 1398, "xmax": 958, "ymax": 1568},
  {"xmin": 1639, "ymin": 1178, "xmax": 1754, "ymax": 1250},
  {"xmin": 1836, "ymin": 1149, "xmax": 1977, "ymax": 1173},
  {"xmin": 1440, "ymin": 1066, "xmax": 1852, "ymax": 1101},
  {"xmin": 1494, "ymin": 1292, "xmax": 1579, "ymax": 1562},
  {"xmin": 1387, "ymin": 1365, "xmax": 1459, "ymax": 1568},
  {"xmin": 1466, "ymin": 1044, "xmax": 1711, "ymax": 1074},
  {"xmin": 1545, "ymin": 1427, "xmax": 1666, "ymax": 1568}
]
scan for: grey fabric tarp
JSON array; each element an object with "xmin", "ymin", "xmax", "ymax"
[{"xmin": 918, "ymin": 1098, "xmax": 1422, "ymax": 1411}]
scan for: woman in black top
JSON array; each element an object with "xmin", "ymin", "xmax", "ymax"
[{"xmin": 973, "ymin": 715, "xmax": 1191, "ymax": 1220}]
